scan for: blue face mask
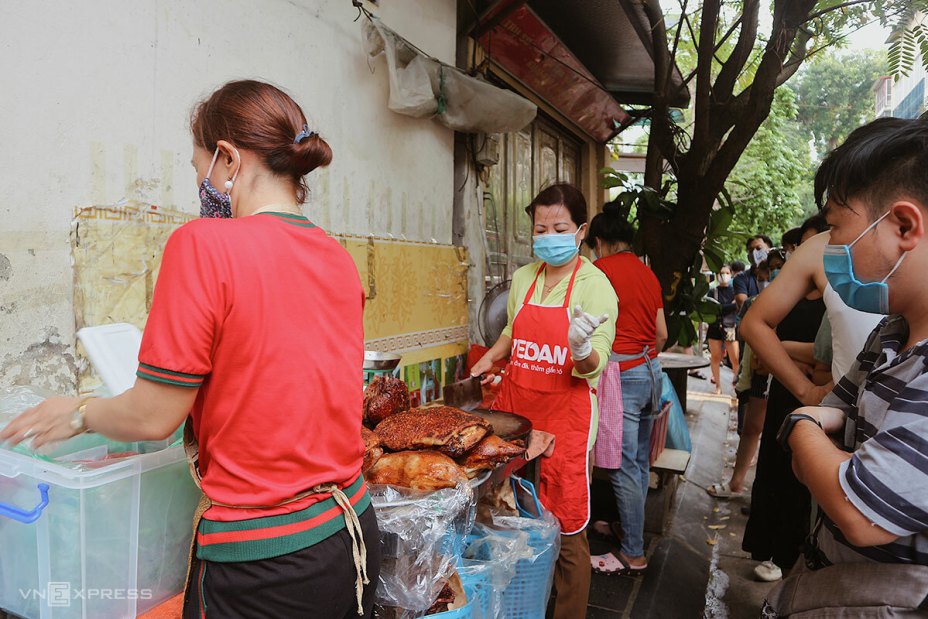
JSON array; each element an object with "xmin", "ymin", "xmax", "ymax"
[
  {"xmin": 533, "ymin": 226, "xmax": 584, "ymax": 266},
  {"xmin": 769, "ymin": 268, "xmax": 781, "ymax": 281},
  {"xmin": 823, "ymin": 211, "xmax": 905, "ymax": 314},
  {"xmin": 199, "ymin": 147, "xmax": 238, "ymax": 219}
]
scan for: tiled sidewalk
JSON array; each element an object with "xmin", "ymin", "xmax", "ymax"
[{"xmin": 583, "ymin": 371, "xmax": 775, "ymax": 618}]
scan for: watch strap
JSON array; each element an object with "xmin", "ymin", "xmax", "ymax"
[
  {"xmin": 71, "ymin": 397, "xmax": 94, "ymax": 435},
  {"xmin": 777, "ymin": 412, "xmax": 822, "ymax": 453}
]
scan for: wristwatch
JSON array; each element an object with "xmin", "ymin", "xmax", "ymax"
[
  {"xmin": 776, "ymin": 412, "xmax": 822, "ymax": 453},
  {"xmin": 70, "ymin": 398, "xmax": 94, "ymax": 435}
]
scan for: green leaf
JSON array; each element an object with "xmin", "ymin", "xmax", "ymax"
[
  {"xmin": 703, "ymin": 245, "xmax": 726, "ymax": 272},
  {"xmin": 601, "ymin": 177, "xmax": 624, "ymax": 189},
  {"xmin": 665, "ymin": 314, "xmax": 684, "ymax": 348},
  {"xmin": 679, "ymin": 318, "xmax": 698, "ymax": 347},
  {"xmin": 708, "ymin": 207, "xmax": 734, "ymax": 239}
]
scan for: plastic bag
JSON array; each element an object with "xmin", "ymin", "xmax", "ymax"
[
  {"xmin": 362, "ymin": 18, "xmax": 438, "ymax": 118},
  {"xmin": 459, "ymin": 477, "xmax": 560, "ymax": 619},
  {"xmin": 661, "ymin": 373, "xmax": 692, "ymax": 451},
  {"xmin": 370, "ymin": 483, "xmax": 476, "ymax": 613}
]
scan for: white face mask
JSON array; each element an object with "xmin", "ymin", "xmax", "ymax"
[
  {"xmin": 719, "ymin": 274, "xmax": 732, "ymax": 285},
  {"xmin": 751, "ymin": 248, "xmax": 768, "ymax": 266}
]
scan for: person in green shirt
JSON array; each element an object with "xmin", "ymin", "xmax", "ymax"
[{"xmin": 471, "ymin": 183, "xmax": 617, "ymax": 619}]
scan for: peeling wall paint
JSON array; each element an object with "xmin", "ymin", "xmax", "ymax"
[
  {"xmin": 0, "ymin": 328, "xmax": 78, "ymax": 394},
  {"xmin": 0, "ymin": 0, "xmax": 457, "ymax": 392}
]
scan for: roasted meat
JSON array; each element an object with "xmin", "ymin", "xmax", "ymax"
[
  {"xmin": 361, "ymin": 427, "xmax": 383, "ymax": 474},
  {"xmin": 426, "ymin": 583, "xmax": 455, "ymax": 615},
  {"xmin": 366, "ymin": 450, "xmax": 469, "ymax": 491},
  {"xmin": 374, "ymin": 406, "xmax": 492, "ymax": 458},
  {"xmin": 457, "ymin": 435, "xmax": 526, "ymax": 478},
  {"xmin": 363, "ymin": 376, "xmax": 410, "ymax": 426}
]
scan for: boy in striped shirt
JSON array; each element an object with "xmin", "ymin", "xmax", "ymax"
[{"xmin": 768, "ymin": 117, "xmax": 928, "ymax": 612}]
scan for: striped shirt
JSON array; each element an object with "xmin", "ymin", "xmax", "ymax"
[{"xmin": 818, "ymin": 315, "xmax": 928, "ymax": 565}]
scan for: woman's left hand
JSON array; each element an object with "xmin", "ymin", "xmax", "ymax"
[
  {"xmin": 568, "ymin": 305, "xmax": 609, "ymax": 361},
  {"xmin": 0, "ymin": 396, "xmax": 83, "ymax": 449}
]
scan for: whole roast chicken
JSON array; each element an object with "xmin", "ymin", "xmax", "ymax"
[
  {"xmin": 374, "ymin": 406, "xmax": 492, "ymax": 458},
  {"xmin": 457, "ymin": 435, "xmax": 526, "ymax": 478},
  {"xmin": 363, "ymin": 376, "xmax": 410, "ymax": 426},
  {"xmin": 366, "ymin": 450, "xmax": 469, "ymax": 491}
]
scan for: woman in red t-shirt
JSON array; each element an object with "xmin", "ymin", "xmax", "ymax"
[
  {"xmin": 1, "ymin": 80, "xmax": 379, "ymax": 618},
  {"xmin": 586, "ymin": 203, "xmax": 667, "ymax": 576}
]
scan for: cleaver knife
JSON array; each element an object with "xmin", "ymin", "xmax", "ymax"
[{"xmin": 442, "ymin": 375, "xmax": 484, "ymax": 411}]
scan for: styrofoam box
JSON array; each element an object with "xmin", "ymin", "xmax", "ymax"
[
  {"xmin": 0, "ymin": 432, "xmax": 199, "ymax": 619},
  {"xmin": 76, "ymin": 324, "xmax": 143, "ymax": 397}
]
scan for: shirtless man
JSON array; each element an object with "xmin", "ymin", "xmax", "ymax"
[{"xmin": 740, "ymin": 226, "xmax": 882, "ymax": 406}]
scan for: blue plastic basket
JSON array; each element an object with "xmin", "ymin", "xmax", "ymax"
[
  {"xmin": 459, "ymin": 561, "xmax": 493, "ymax": 619},
  {"xmin": 500, "ymin": 532, "xmax": 557, "ymax": 618}
]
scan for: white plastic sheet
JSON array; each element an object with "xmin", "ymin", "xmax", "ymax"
[{"xmin": 362, "ymin": 17, "xmax": 537, "ymax": 134}]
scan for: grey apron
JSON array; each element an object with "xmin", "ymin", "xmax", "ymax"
[{"xmin": 609, "ymin": 346, "xmax": 662, "ymax": 416}]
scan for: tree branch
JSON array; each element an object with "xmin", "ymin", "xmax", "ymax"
[
  {"xmin": 803, "ymin": 0, "xmax": 871, "ymax": 24},
  {"xmin": 776, "ymin": 26, "xmax": 813, "ymax": 85},
  {"xmin": 713, "ymin": 0, "xmax": 760, "ymax": 103},
  {"xmin": 693, "ymin": 0, "xmax": 721, "ymax": 147},
  {"xmin": 641, "ymin": 0, "xmax": 675, "ymax": 188},
  {"xmin": 712, "ymin": 0, "xmax": 817, "ymax": 181},
  {"xmin": 663, "ymin": 0, "xmax": 689, "ymax": 93}
]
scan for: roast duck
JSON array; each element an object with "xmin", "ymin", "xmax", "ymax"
[
  {"xmin": 363, "ymin": 376, "xmax": 410, "ymax": 425},
  {"xmin": 361, "ymin": 380, "xmax": 525, "ymax": 490},
  {"xmin": 366, "ymin": 450, "xmax": 469, "ymax": 491}
]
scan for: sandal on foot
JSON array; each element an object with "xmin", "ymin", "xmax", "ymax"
[
  {"xmin": 591, "ymin": 552, "xmax": 647, "ymax": 576},
  {"xmin": 706, "ymin": 481, "xmax": 747, "ymax": 499},
  {"xmin": 591, "ymin": 520, "xmax": 624, "ymax": 544}
]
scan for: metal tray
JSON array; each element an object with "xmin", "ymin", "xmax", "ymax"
[
  {"xmin": 363, "ymin": 351, "xmax": 402, "ymax": 371},
  {"xmin": 468, "ymin": 409, "xmax": 533, "ymax": 443}
]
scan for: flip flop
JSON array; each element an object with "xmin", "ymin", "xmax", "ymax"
[
  {"xmin": 706, "ymin": 481, "xmax": 747, "ymax": 499},
  {"xmin": 591, "ymin": 551, "xmax": 647, "ymax": 576},
  {"xmin": 591, "ymin": 520, "xmax": 624, "ymax": 544}
]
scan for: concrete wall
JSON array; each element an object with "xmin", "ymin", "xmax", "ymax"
[{"xmin": 0, "ymin": 0, "xmax": 456, "ymax": 392}]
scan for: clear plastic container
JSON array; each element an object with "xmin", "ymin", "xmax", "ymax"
[{"xmin": 0, "ymin": 433, "xmax": 199, "ymax": 619}]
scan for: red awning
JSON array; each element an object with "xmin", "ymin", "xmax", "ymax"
[{"xmin": 477, "ymin": 4, "xmax": 631, "ymax": 142}]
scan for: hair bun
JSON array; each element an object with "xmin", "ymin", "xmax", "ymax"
[
  {"xmin": 602, "ymin": 200, "xmax": 622, "ymax": 216},
  {"xmin": 287, "ymin": 135, "xmax": 333, "ymax": 176}
]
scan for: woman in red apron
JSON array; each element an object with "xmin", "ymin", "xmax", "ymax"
[{"xmin": 471, "ymin": 183, "xmax": 618, "ymax": 619}]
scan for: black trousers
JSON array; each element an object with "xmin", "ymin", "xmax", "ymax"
[{"xmin": 184, "ymin": 505, "xmax": 381, "ymax": 619}]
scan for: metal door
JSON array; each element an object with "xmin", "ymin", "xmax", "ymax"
[{"xmin": 483, "ymin": 117, "xmax": 582, "ymax": 289}]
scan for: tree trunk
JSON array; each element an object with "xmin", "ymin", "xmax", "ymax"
[{"xmin": 641, "ymin": 165, "xmax": 721, "ymax": 301}]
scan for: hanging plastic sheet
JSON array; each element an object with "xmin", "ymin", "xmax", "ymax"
[{"xmin": 362, "ymin": 17, "xmax": 537, "ymax": 134}]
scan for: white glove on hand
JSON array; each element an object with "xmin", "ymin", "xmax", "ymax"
[{"xmin": 567, "ymin": 305, "xmax": 609, "ymax": 361}]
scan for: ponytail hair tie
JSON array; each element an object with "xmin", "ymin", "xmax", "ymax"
[{"xmin": 294, "ymin": 124, "xmax": 318, "ymax": 144}]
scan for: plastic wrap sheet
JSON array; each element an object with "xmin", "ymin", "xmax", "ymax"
[
  {"xmin": 462, "ymin": 492, "xmax": 561, "ymax": 619},
  {"xmin": 0, "ymin": 385, "xmax": 57, "ymax": 457},
  {"xmin": 371, "ymin": 483, "xmax": 476, "ymax": 614},
  {"xmin": 362, "ymin": 17, "xmax": 537, "ymax": 134}
]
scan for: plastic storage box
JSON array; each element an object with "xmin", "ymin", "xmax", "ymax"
[{"xmin": 0, "ymin": 433, "xmax": 199, "ymax": 619}]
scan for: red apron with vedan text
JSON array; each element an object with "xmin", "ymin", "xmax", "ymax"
[{"xmin": 494, "ymin": 261, "xmax": 594, "ymax": 535}]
